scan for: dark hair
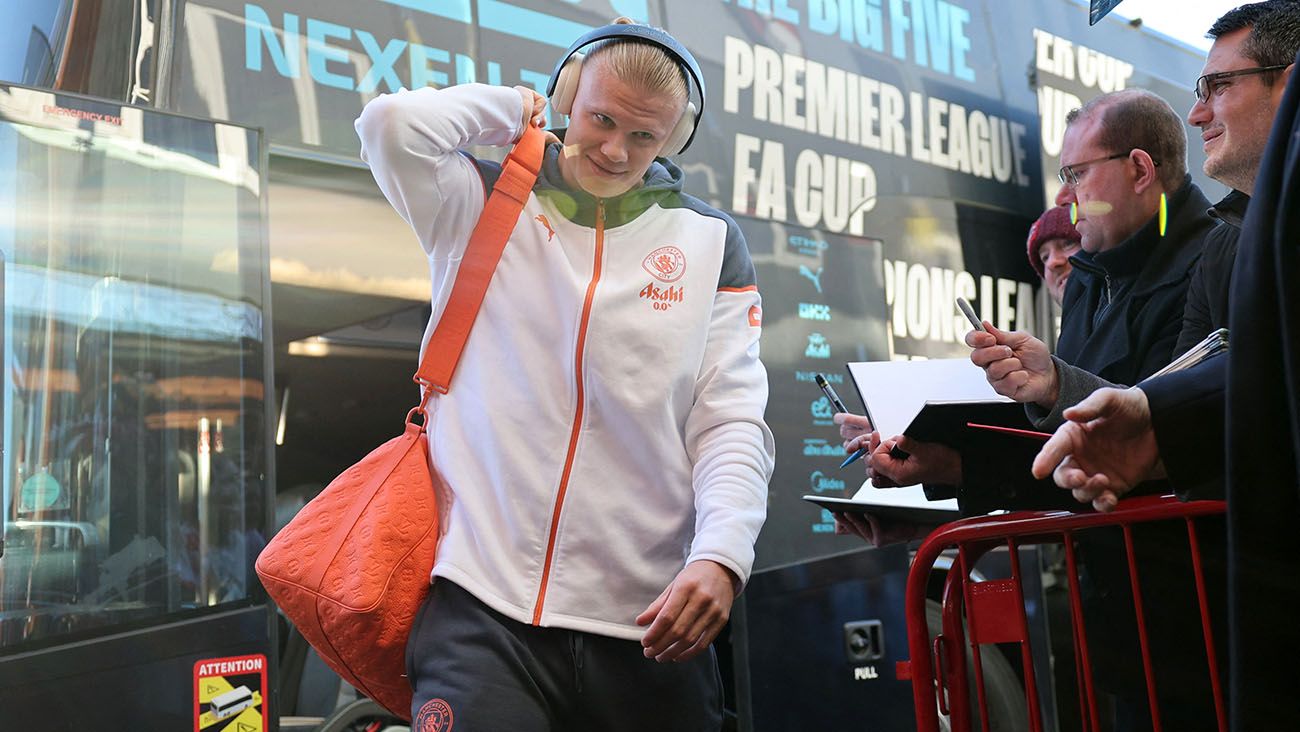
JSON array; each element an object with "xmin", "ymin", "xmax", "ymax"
[
  {"xmin": 1064, "ymin": 89, "xmax": 1188, "ymax": 190},
  {"xmin": 1209, "ymin": 1, "xmax": 1300, "ymax": 84}
]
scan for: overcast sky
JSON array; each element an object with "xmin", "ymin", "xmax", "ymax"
[{"xmin": 1109, "ymin": 0, "xmax": 1247, "ymax": 51}]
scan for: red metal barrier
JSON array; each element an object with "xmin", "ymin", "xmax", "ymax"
[{"xmin": 898, "ymin": 495, "xmax": 1227, "ymax": 732}]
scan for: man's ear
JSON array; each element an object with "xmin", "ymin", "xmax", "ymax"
[
  {"xmin": 1274, "ymin": 64, "xmax": 1294, "ymax": 104},
  {"xmin": 1129, "ymin": 148, "xmax": 1160, "ymax": 195}
]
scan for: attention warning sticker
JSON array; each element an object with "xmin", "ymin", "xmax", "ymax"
[{"xmin": 194, "ymin": 654, "xmax": 268, "ymax": 732}]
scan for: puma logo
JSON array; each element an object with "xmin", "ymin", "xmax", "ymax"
[
  {"xmin": 799, "ymin": 265, "xmax": 824, "ymax": 293},
  {"xmin": 535, "ymin": 214, "xmax": 556, "ymax": 242}
]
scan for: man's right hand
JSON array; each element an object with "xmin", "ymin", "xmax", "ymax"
[
  {"xmin": 867, "ymin": 436, "xmax": 961, "ymax": 487},
  {"xmin": 1032, "ymin": 386, "xmax": 1164, "ymax": 511},
  {"xmin": 967, "ymin": 324, "xmax": 1058, "ymax": 408},
  {"xmin": 515, "ymin": 86, "xmax": 552, "ymax": 140}
]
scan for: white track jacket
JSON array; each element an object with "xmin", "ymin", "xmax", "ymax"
[{"xmin": 356, "ymin": 84, "xmax": 775, "ymax": 640}]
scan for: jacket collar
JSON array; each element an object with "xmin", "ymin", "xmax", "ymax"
[
  {"xmin": 1067, "ymin": 176, "xmax": 1210, "ymax": 297},
  {"xmin": 1209, "ymin": 189, "xmax": 1250, "ymax": 229},
  {"xmin": 533, "ymin": 132, "xmax": 685, "ymax": 229}
]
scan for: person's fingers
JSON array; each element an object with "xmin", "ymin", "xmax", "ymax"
[
  {"xmin": 969, "ymin": 344, "xmax": 1016, "ymax": 368},
  {"xmin": 1093, "ymin": 491, "xmax": 1119, "ymax": 512},
  {"xmin": 964, "ymin": 329, "xmax": 997, "ymax": 349},
  {"xmin": 635, "ymin": 585, "xmax": 671, "ymax": 627},
  {"xmin": 985, "ymin": 357, "xmax": 1024, "ymax": 382},
  {"xmin": 655, "ymin": 605, "xmax": 717, "ymax": 662},
  {"xmin": 1061, "ymin": 390, "xmax": 1112, "ymax": 424},
  {"xmin": 642, "ymin": 592, "xmax": 695, "ymax": 658},
  {"xmin": 514, "ymin": 86, "xmax": 533, "ymax": 130},
  {"xmin": 639, "ymin": 586, "xmax": 689, "ymax": 653},
  {"xmin": 984, "ymin": 322, "xmax": 1026, "ymax": 347},
  {"xmin": 843, "ymin": 513, "xmax": 872, "ymax": 538},
  {"xmin": 1033, "ymin": 428, "xmax": 1076, "ymax": 480},
  {"xmin": 673, "ymin": 631, "xmax": 717, "ymax": 663},
  {"xmin": 890, "ymin": 435, "xmax": 915, "ymax": 452},
  {"xmin": 863, "ymin": 513, "xmax": 885, "ymax": 547}
]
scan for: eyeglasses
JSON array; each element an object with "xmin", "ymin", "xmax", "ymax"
[
  {"xmin": 1057, "ymin": 152, "xmax": 1129, "ymax": 186},
  {"xmin": 1194, "ymin": 64, "xmax": 1290, "ymax": 103}
]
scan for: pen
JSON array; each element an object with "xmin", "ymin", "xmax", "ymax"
[
  {"xmin": 966, "ymin": 422, "xmax": 1052, "ymax": 441},
  {"xmin": 814, "ymin": 373, "xmax": 848, "ymax": 414},
  {"xmin": 839, "ymin": 446, "xmax": 868, "ymax": 469},
  {"xmin": 816, "ymin": 374, "xmax": 870, "ymax": 469}
]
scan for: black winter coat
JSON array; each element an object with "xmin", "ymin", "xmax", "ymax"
[
  {"xmin": 1057, "ymin": 176, "xmax": 1215, "ymax": 386},
  {"xmin": 1174, "ymin": 189, "xmax": 1247, "ymax": 354}
]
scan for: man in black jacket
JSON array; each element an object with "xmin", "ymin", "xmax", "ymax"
[
  {"xmin": 1177, "ymin": 2, "xmax": 1300, "ymax": 353},
  {"xmin": 965, "ymin": 88, "xmax": 1216, "ymax": 431},
  {"xmin": 1034, "ymin": 40, "xmax": 1300, "ymax": 732},
  {"xmin": 843, "ymin": 89, "xmax": 1221, "ymax": 731},
  {"xmin": 857, "ymin": 90, "xmax": 1216, "ymax": 500}
]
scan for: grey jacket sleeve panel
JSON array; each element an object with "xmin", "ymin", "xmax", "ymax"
[{"xmin": 1025, "ymin": 356, "xmax": 1121, "ymax": 430}]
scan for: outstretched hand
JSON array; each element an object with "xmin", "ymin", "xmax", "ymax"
[
  {"xmin": 636, "ymin": 560, "xmax": 738, "ymax": 663},
  {"xmin": 967, "ymin": 323, "xmax": 1058, "ymax": 408},
  {"xmin": 1032, "ymin": 386, "xmax": 1164, "ymax": 511}
]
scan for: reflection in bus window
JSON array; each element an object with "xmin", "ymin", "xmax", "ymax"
[{"xmin": 0, "ymin": 83, "xmax": 269, "ymax": 651}]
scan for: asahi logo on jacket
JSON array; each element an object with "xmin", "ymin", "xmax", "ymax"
[
  {"xmin": 640, "ymin": 282, "xmax": 684, "ymax": 311},
  {"xmin": 642, "ymin": 245, "xmax": 686, "ymax": 283}
]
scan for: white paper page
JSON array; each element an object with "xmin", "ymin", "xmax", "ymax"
[
  {"xmin": 849, "ymin": 484, "xmax": 959, "ymax": 512},
  {"xmin": 845, "ymin": 359, "xmax": 1011, "ymax": 439}
]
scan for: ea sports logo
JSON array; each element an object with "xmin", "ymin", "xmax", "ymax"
[{"xmin": 642, "ymin": 245, "xmax": 686, "ymax": 283}]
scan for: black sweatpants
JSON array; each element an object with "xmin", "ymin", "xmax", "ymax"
[{"xmin": 405, "ymin": 579, "xmax": 723, "ymax": 732}]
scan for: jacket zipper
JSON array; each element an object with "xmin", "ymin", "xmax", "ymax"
[{"xmin": 532, "ymin": 199, "xmax": 605, "ymax": 624}]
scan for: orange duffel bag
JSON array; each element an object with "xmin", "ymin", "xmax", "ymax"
[{"xmin": 255, "ymin": 124, "xmax": 545, "ymax": 718}]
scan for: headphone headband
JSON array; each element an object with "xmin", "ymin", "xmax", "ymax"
[{"xmin": 545, "ymin": 24, "xmax": 706, "ymax": 152}]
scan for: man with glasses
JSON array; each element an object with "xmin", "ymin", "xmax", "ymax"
[
  {"xmin": 882, "ymin": 89, "xmax": 1218, "ymax": 731},
  {"xmin": 1176, "ymin": 1, "xmax": 1299, "ymax": 353},
  {"xmin": 1031, "ymin": 4, "xmax": 1300, "ymax": 727},
  {"xmin": 965, "ymin": 89, "xmax": 1215, "ymax": 426}
]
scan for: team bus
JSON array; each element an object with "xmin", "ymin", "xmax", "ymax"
[{"xmin": 0, "ymin": 0, "xmax": 1219, "ymax": 729}]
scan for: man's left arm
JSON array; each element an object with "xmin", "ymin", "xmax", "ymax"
[
  {"xmin": 637, "ymin": 222, "xmax": 775, "ymax": 662},
  {"xmin": 1142, "ymin": 355, "xmax": 1226, "ymax": 500}
]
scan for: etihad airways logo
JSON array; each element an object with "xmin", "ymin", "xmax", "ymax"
[
  {"xmin": 640, "ymin": 282, "xmax": 683, "ymax": 311},
  {"xmin": 642, "ymin": 245, "xmax": 686, "ymax": 283}
]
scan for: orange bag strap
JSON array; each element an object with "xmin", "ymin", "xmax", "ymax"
[{"xmin": 412, "ymin": 124, "xmax": 546, "ymax": 401}]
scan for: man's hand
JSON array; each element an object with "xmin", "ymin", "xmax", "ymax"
[
  {"xmin": 636, "ymin": 560, "xmax": 738, "ymax": 663},
  {"xmin": 514, "ymin": 86, "xmax": 561, "ymax": 146},
  {"xmin": 867, "ymin": 436, "xmax": 961, "ymax": 487},
  {"xmin": 1032, "ymin": 387, "xmax": 1164, "ymax": 511},
  {"xmin": 515, "ymin": 85, "xmax": 547, "ymax": 132},
  {"xmin": 967, "ymin": 324, "xmax": 1058, "ymax": 408},
  {"xmin": 834, "ymin": 412, "xmax": 878, "ymax": 461},
  {"xmin": 834, "ymin": 511, "xmax": 933, "ymax": 547}
]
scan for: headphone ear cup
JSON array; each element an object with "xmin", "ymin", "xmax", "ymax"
[
  {"xmin": 661, "ymin": 101, "xmax": 697, "ymax": 156},
  {"xmin": 550, "ymin": 52, "xmax": 584, "ymax": 115}
]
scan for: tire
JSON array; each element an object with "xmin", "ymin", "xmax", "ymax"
[{"xmin": 926, "ymin": 599, "xmax": 1030, "ymax": 732}]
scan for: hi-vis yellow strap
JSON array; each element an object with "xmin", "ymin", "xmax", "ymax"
[{"xmin": 414, "ymin": 124, "xmax": 546, "ymax": 396}]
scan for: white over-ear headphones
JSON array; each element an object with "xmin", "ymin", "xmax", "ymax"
[{"xmin": 546, "ymin": 24, "xmax": 706, "ymax": 156}]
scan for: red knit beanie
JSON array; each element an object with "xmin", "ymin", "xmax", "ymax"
[{"xmin": 1026, "ymin": 205, "xmax": 1081, "ymax": 277}]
